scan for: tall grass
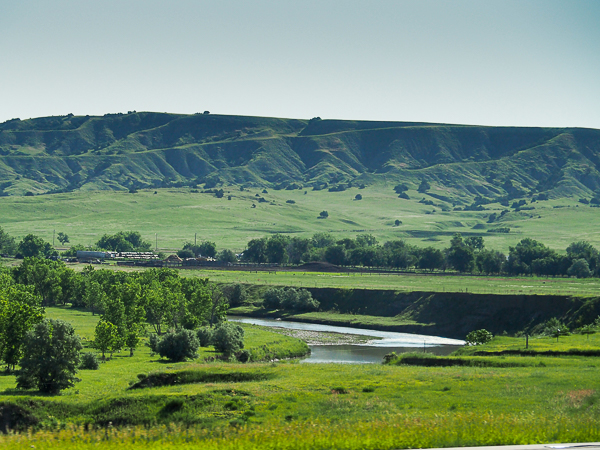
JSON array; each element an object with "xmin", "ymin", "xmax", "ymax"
[{"xmin": 1, "ymin": 413, "xmax": 599, "ymax": 449}]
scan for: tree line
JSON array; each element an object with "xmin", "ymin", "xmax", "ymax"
[
  {"xmin": 240, "ymin": 233, "xmax": 600, "ymax": 278},
  {"xmin": 0, "ymin": 258, "xmax": 240, "ymax": 392}
]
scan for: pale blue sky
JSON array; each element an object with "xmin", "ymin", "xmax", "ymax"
[{"xmin": 1, "ymin": 0, "xmax": 599, "ymax": 128}]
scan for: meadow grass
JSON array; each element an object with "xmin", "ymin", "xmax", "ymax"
[
  {"xmin": 2, "ymin": 309, "xmax": 600, "ymax": 448},
  {"xmin": 184, "ymin": 268, "xmax": 600, "ymax": 297},
  {"xmin": 0, "ymin": 185, "xmax": 597, "ymax": 253},
  {"xmin": 455, "ymin": 333, "xmax": 600, "ymax": 355}
]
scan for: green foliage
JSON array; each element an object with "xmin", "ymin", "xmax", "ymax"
[
  {"xmin": 0, "ymin": 277, "xmax": 44, "ymax": 370},
  {"xmin": 568, "ymin": 258, "xmax": 592, "ymax": 278},
  {"xmin": 0, "ymin": 227, "xmax": 17, "ymax": 256},
  {"xmin": 156, "ymin": 329, "xmax": 200, "ymax": 362},
  {"xmin": 96, "ymin": 231, "xmax": 151, "ymax": 252},
  {"xmin": 16, "ymin": 319, "xmax": 82, "ymax": 394},
  {"xmin": 263, "ymin": 287, "xmax": 319, "ymax": 312},
  {"xmin": 79, "ymin": 352, "xmax": 100, "ymax": 370},
  {"xmin": 17, "ymin": 234, "xmax": 56, "ymax": 258},
  {"xmin": 213, "ymin": 323, "xmax": 244, "ymax": 356},
  {"xmin": 56, "ymin": 232, "xmax": 69, "ymax": 245},
  {"xmin": 93, "ymin": 320, "xmax": 122, "ymax": 359},
  {"xmin": 217, "ymin": 249, "xmax": 237, "ymax": 263},
  {"xmin": 465, "ymin": 329, "xmax": 493, "ymax": 345},
  {"xmin": 196, "ymin": 326, "xmax": 215, "ymax": 347}
]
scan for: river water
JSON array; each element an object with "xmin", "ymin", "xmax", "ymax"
[{"xmin": 229, "ymin": 316, "xmax": 465, "ymax": 364}]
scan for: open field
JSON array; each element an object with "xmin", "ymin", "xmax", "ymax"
[
  {"xmin": 183, "ymin": 268, "xmax": 600, "ymax": 297},
  {"xmin": 0, "ymin": 185, "xmax": 599, "ymax": 253},
  {"xmin": 1, "ymin": 308, "xmax": 600, "ymax": 448}
]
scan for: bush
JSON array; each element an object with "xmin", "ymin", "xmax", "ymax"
[
  {"xmin": 263, "ymin": 287, "xmax": 284, "ymax": 309},
  {"xmin": 236, "ymin": 349, "xmax": 251, "ymax": 363},
  {"xmin": 196, "ymin": 326, "xmax": 215, "ymax": 347},
  {"xmin": 465, "ymin": 329, "xmax": 493, "ymax": 345},
  {"xmin": 156, "ymin": 329, "xmax": 200, "ymax": 362},
  {"xmin": 354, "ymin": 194, "xmax": 362, "ymax": 200},
  {"xmin": 79, "ymin": 352, "xmax": 100, "ymax": 370},
  {"xmin": 213, "ymin": 323, "xmax": 245, "ymax": 356}
]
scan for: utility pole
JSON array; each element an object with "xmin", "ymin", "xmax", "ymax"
[
  {"xmin": 53, "ymin": 229, "xmax": 55, "ymax": 246},
  {"xmin": 195, "ymin": 233, "xmax": 197, "ymax": 246},
  {"xmin": 155, "ymin": 233, "xmax": 157, "ymax": 251}
]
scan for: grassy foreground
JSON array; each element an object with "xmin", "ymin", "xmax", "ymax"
[{"xmin": 1, "ymin": 308, "xmax": 600, "ymax": 448}]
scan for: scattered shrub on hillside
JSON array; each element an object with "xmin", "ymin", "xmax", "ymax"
[
  {"xmin": 417, "ymin": 180, "xmax": 430, "ymax": 193},
  {"xmin": 213, "ymin": 323, "xmax": 245, "ymax": 356},
  {"xmin": 156, "ymin": 329, "xmax": 200, "ymax": 362},
  {"xmin": 79, "ymin": 352, "xmax": 100, "ymax": 370},
  {"xmin": 398, "ymin": 192, "xmax": 409, "ymax": 199},
  {"xmin": 354, "ymin": 194, "xmax": 362, "ymax": 200},
  {"xmin": 286, "ymin": 200, "xmax": 296, "ymax": 204},
  {"xmin": 319, "ymin": 210, "xmax": 329, "ymax": 219},
  {"xmin": 579, "ymin": 198, "xmax": 590, "ymax": 205},
  {"xmin": 394, "ymin": 184, "xmax": 409, "ymax": 194},
  {"xmin": 465, "ymin": 329, "xmax": 493, "ymax": 346},
  {"xmin": 394, "ymin": 219, "xmax": 402, "ymax": 226}
]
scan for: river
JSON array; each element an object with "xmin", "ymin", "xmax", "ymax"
[{"xmin": 229, "ymin": 316, "xmax": 465, "ymax": 364}]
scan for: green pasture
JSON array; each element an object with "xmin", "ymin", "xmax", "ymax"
[
  {"xmin": 2, "ymin": 307, "xmax": 600, "ymax": 448},
  {"xmin": 0, "ymin": 185, "xmax": 597, "ymax": 253},
  {"xmin": 183, "ymin": 268, "xmax": 600, "ymax": 297}
]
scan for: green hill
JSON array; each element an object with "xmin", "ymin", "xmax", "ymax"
[{"xmin": 1, "ymin": 112, "xmax": 599, "ymax": 200}]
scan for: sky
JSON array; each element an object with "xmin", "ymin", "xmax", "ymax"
[{"xmin": 1, "ymin": 0, "xmax": 599, "ymax": 128}]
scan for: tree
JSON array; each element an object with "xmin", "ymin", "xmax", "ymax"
[
  {"xmin": 12, "ymin": 258, "xmax": 65, "ymax": 306},
  {"xmin": 217, "ymin": 249, "xmax": 237, "ymax": 263},
  {"xmin": 475, "ymin": 250, "xmax": 506, "ymax": 275},
  {"xmin": 354, "ymin": 194, "xmax": 362, "ymax": 200},
  {"xmin": 56, "ymin": 232, "xmax": 69, "ymax": 245},
  {"xmin": 0, "ymin": 227, "xmax": 17, "ymax": 256},
  {"xmin": 418, "ymin": 247, "xmax": 445, "ymax": 272},
  {"xmin": 506, "ymin": 238, "xmax": 554, "ymax": 275},
  {"xmin": 447, "ymin": 233, "xmax": 475, "ymax": 273},
  {"xmin": 198, "ymin": 241, "xmax": 217, "ymax": 258},
  {"xmin": 16, "ymin": 319, "xmax": 82, "ymax": 394},
  {"xmin": 465, "ymin": 329, "xmax": 493, "ymax": 345},
  {"xmin": 93, "ymin": 320, "xmax": 122, "ymax": 359},
  {"xmin": 0, "ymin": 281, "xmax": 44, "ymax": 371},
  {"xmin": 227, "ymin": 284, "xmax": 247, "ymax": 307},
  {"xmin": 319, "ymin": 210, "xmax": 329, "ymax": 219},
  {"xmin": 355, "ymin": 234, "xmax": 378, "ymax": 247},
  {"xmin": 244, "ymin": 238, "xmax": 267, "ymax": 263},
  {"xmin": 324, "ymin": 245, "xmax": 346, "ymax": 266},
  {"xmin": 568, "ymin": 258, "xmax": 592, "ymax": 278},
  {"xmin": 96, "ymin": 231, "xmax": 151, "ymax": 252},
  {"xmin": 213, "ymin": 323, "xmax": 244, "ymax": 356},
  {"xmin": 17, "ymin": 234, "xmax": 56, "ymax": 258},
  {"xmin": 266, "ymin": 234, "xmax": 289, "ymax": 264}
]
